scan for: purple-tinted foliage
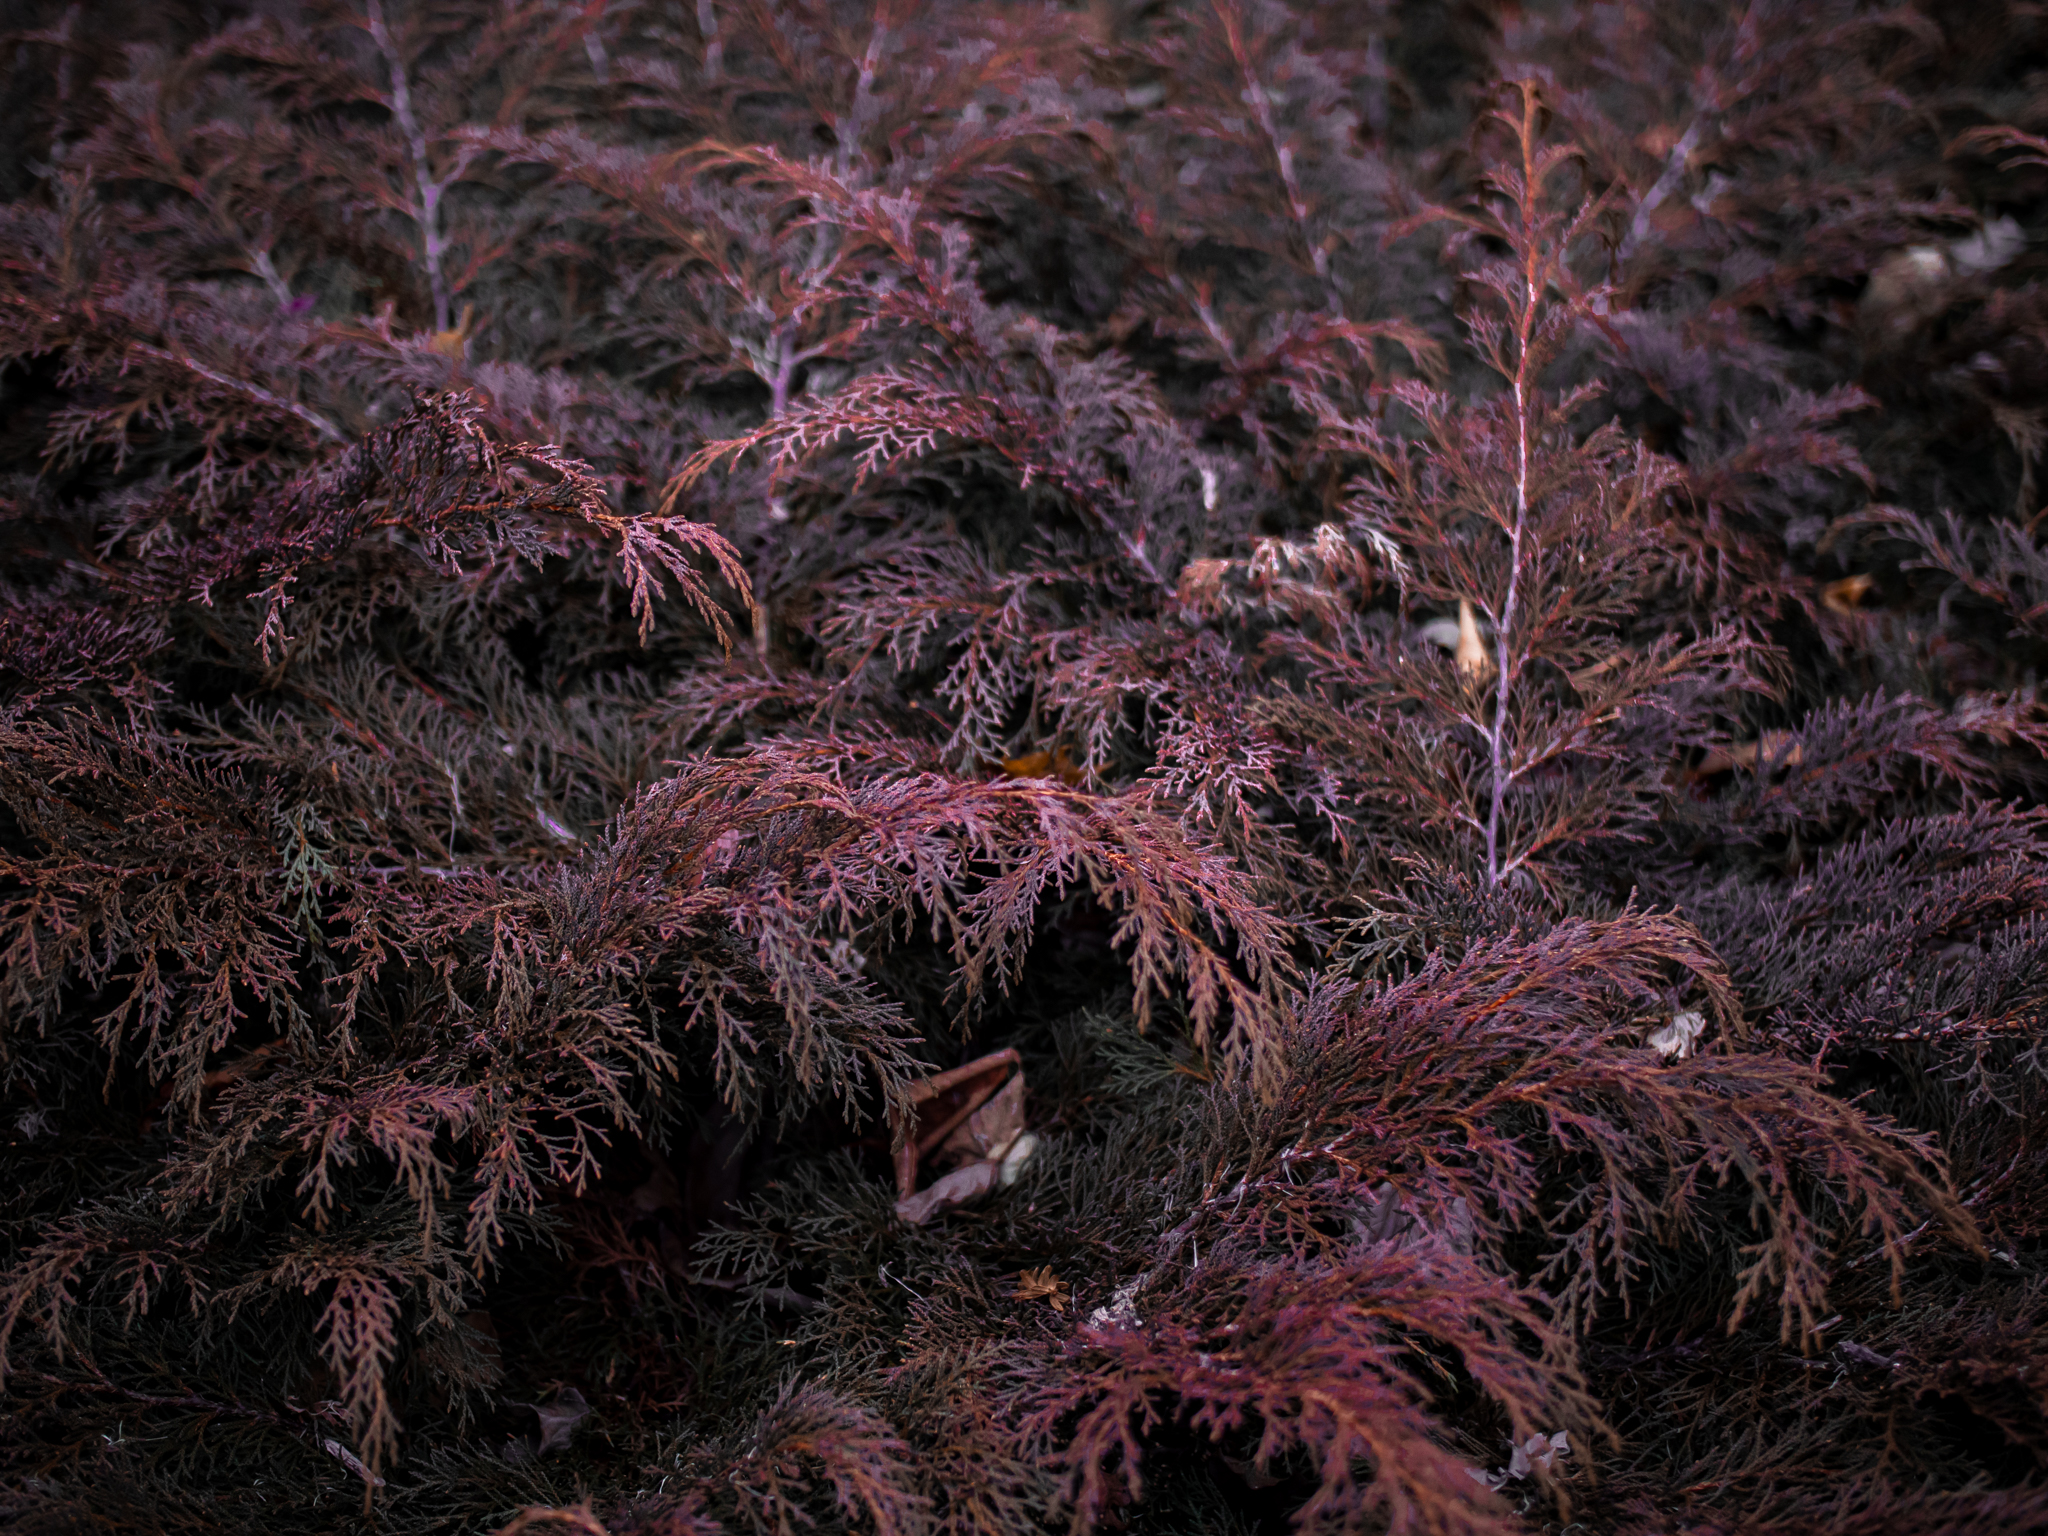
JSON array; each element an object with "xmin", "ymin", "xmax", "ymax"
[{"xmin": 4, "ymin": 4, "xmax": 2048, "ymax": 1534}]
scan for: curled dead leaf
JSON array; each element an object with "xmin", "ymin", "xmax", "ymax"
[
  {"xmin": 894, "ymin": 1159, "xmax": 999, "ymax": 1225},
  {"xmin": 502, "ymin": 1387, "xmax": 589, "ymax": 1458},
  {"xmin": 997, "ymin": 1130, "xmax": 1040, "ymax": 1187},
  {"xmin": 1862, "ymin": 245, "xmax": 1954, "ymax": 335},
  {"xmin": 1172, "ymin": 526, "xmax": 1377, "ymax": 623},
  {"xmin": 1821, "ymin": 573, "xmax": 1875, "ymax": 615},
  {"xmin": 1861, "ymin": 217, "xmax": 2024, "ymax": 338},
  {"xmin": 938, "ymin": 1071, "xmax": 1027, "ymax": 1167},
  {"xmin": 427, "ymin": 302, "xmax": 479, "ymax": 361},
  {"xmin": 893, "ymin": 1050, "xmax": 1035, "ymax": 1224},
  {"xmin": 894, "ymin": 1048, "xmax": 1023, "ymax": 1199},
  {"xmin": 1176, "ymin": 558, "xmax": 1229, "ymax": 616},
  {"xmin": 1688, "ymin": 730, "xmax": 1804, "ymax": 778},
  {"xmin": 1455, "ymin": 598, "xmax": 1492, "ymax": 683},
  {"xmin": 1001, "ymin": 746, "xmax": 1084, "ymax": 787}
]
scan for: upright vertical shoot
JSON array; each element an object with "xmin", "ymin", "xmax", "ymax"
[
  {"xmin": 1483, "ymin": 84, "xmax": 1588, "ymax": 886},
  {"xmin": 365, "ymin": 0, "xmax": 455, "ymax": 335},
  {"xmin": 1316, "ymin": 81, "xmax": 1745, "ymax": 893}
]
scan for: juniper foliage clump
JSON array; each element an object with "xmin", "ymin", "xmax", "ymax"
[{"xmin": 5, "ymin": 3, "xmax": 2048, "ymax": 1533}]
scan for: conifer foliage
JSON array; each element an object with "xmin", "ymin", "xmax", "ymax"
[{"xmin": 4, "ymin": 2, "xmax": 2048, "ymax": 1533}]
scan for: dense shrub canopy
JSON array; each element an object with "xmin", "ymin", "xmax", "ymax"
[{"xmin": 4, "ymin": 3, "xmax": 2048, "ymax": 1533}]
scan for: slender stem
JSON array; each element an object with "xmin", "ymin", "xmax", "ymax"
[
  {"xmin": 1486, "ymin": 88, "xmax": 1544, "ymax": 886},
  {"xmin": 1228, "ymin": 15, "xmax": 1345, "ymax": 320},
  {"xmin": 248, "ymin": 247, "xmax": 296, "ymax": 309},
  {"xmin": 749, "ymin": 325, "xmax": 807, "ymax": 665},
  {"xmin": 768, "ymin": 324, "xmax": 798, "ymax": 419},
  {"xmin": 696, "ymin": 0, "xmax": 721, "ymax": 82},
  {"xmin": 581, "ymin": 19, "xmax": 610, "ymax": 85},
  {"xmin": 48, "ymin": 4, "xmax": 81, "ymax": 112},
  {"xmin": 365, "ymin": 0, "xmax": 453, "ymax": 333},
  {"xmin": 1619, "ymin": 116, "xmax": 1704, "ymax": 264},
  {"xmin": 126, "ymin": 339, "xmax": 344, "ymax": 443},
  {"xmin": 60, "ymin": 1357, "xmax": 342, "ymax": 1433},
  {"xmin": 839, "ymin": 19, "xmax": 887, "ymax": 183}
]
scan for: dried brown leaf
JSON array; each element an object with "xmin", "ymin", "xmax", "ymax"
[{"xmin": 1014, "ymin": 1266, "xmax": 1070, "ymax": 1311}]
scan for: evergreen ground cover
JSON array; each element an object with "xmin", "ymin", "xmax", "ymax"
[{"xmin": 6, "ymin": 3, "xmax": 2048, "ymax": 1532}]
